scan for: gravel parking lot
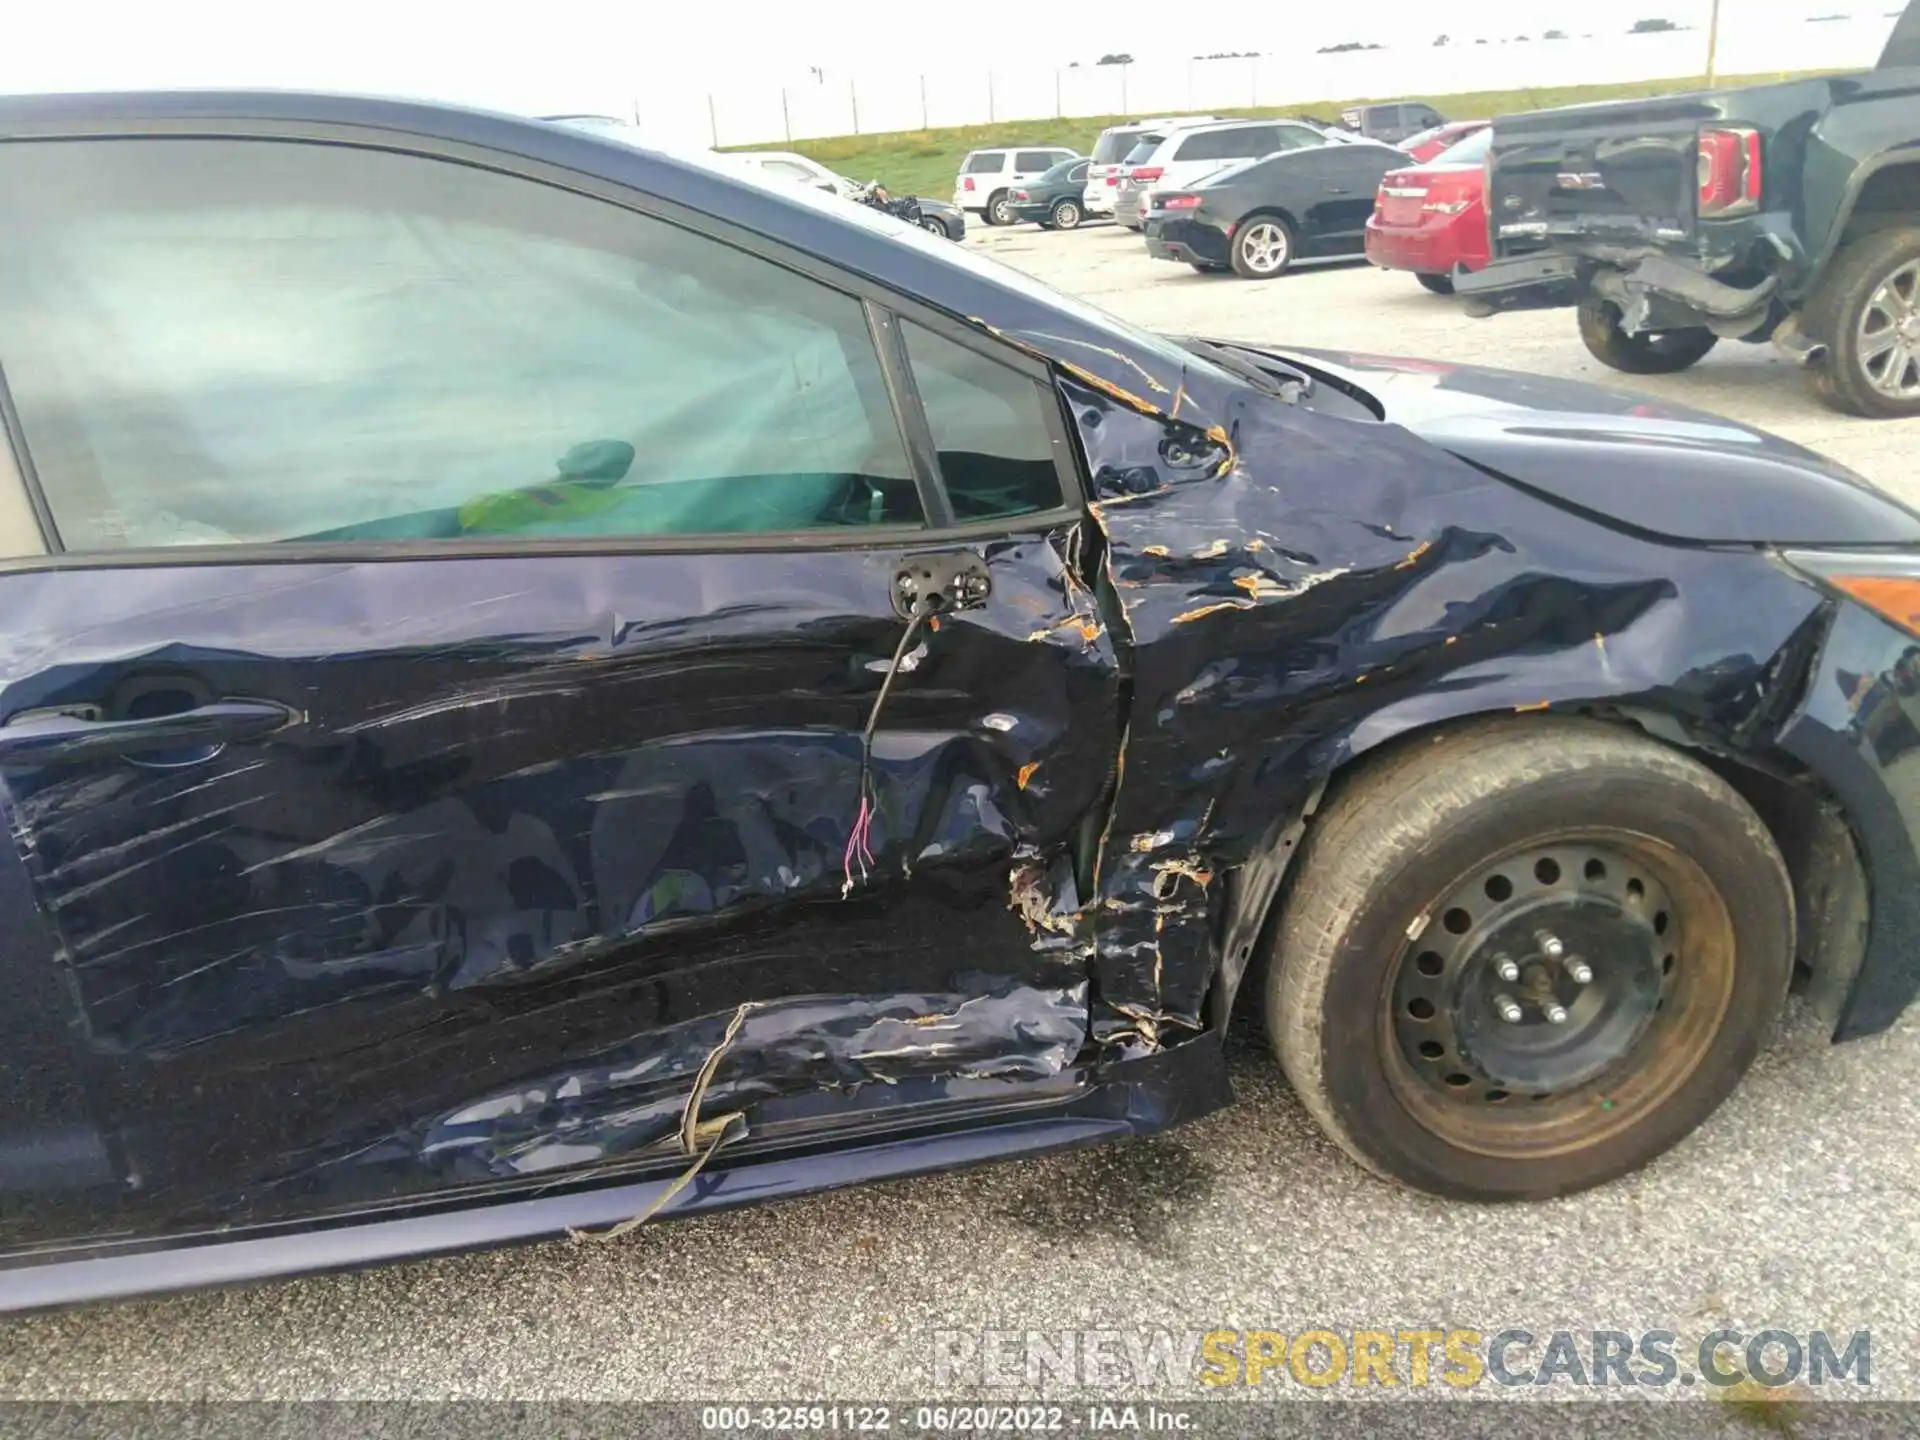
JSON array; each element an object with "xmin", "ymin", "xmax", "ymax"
[{"xmin": 5, "ymin": 219, "xmax": 1919, "ymax": 1413}]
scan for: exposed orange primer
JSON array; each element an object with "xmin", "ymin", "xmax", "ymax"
[
  {"xmin": 1142, "ymin": 544, "xmax": 1172, "ymax": 557},
  {"xmin": 1017, "ymin": 761, "xmax": 1040, "ymax": 790},
  {"xmin": 1171, "ymin": 600, "xmax": 1253, "ymax": 625},
  {"xmin": 1395, "ymin": 540, "xmax": 1433, "ymax": 570},
  {"xmin": 1515, "ymin": 700, "xmax": 1553, "ymax": 713}
]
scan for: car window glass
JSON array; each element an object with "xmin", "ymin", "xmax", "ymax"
[
  {"xmin": 1039, "ymin": 159, "xmax": 1079, "ymax": 183},
  {"xmin": 1433, "ymin": 128, "xmax": 1491, "ymax": 166},
  {"xmin": 1014, "ymin": 151, "xmax": 1057, "ymax": 172},
  {"xmin": 1122, "ymin": 138, "xmax": 1163, "ymax": 164},
  {"xmin": 1070, "ymin": 161, "xmax": 1089, "ymax": 182},
  {"xmin": 1092, "ymin": 130, "xmax": 1141, "ymax": 163},
  {"xmin": 965, "ymin": 152, "xmax": 1007, "ymax": 173},
  {"xmin": 763, "ymin": 160, "xmax": 818, "ymax": 182},
  {"xmin": 0, "ymin": 138, "xmax": 924, "ymax": 550},
  {"xmin": 1273, "ymin": 125, "xmax": 1323, "ymax": 152},
  {"xmin": 902, "ymin": 323, "xmax": 1062, "ymax": 523}
]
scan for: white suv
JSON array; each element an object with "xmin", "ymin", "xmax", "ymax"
[
  {"xmin": 1118, "ymin": 119, "xmax": 1333, "ymax": 229},
  {"xmin": 1085, "ymin": 116, "xmax": 1222, "ymax": 216},
  {"xmin": 954, "ymin": 147, "xmax": 1080, "ymax": 226}
]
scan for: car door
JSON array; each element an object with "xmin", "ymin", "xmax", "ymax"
[
  {"xmin": 0, "ymin": 132, "xmax": 1118, "ymax": 1247},
  {"xmin": 1299, "ymin": 144, "xmax": 1402, "ymax": 251}
]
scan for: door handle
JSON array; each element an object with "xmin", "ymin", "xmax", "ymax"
[
  {"xmin": 0, "ymin": 700, "xmax": 299, "ymax": 766},
  {"xmin": 1325, "ymin": 185, "xmax": 1350, "ymax": 194}
]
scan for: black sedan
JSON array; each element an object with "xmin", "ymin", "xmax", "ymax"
[
  {"xmin": 1009, "ymin": 158, "xmax": 1092, "ymax": 229},
  {"xmin": 1147, "ymin": 141, "xmax": 1403, "ymax": 278},
  {"xmin": 5, "ymin": 88, "xmax": 1920, "ymax": 1312}
]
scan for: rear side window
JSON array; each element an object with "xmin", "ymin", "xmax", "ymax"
[
  {"xmin": 0, "ymin": 138, "xmax": 927, "ymax": 550},
  {"xmin": 1433, "ymin": 128, "xmax": 1492, "ymax": 166},
  {"xmin": 902, "ymin": 323, "xmax": 1062, "ymax": 522},
  {"xmin": 1015, "ymin": 151, "xmax": 1058, "ymax": 172},
  {"xmin": 964, "ymin": 152, "xmax": 1006, "ymax": 174},
  {"xmin": 1122, "ymin": 138, "xmax": 1163, "ymax": 164},
  {"xmin": 1092, "ymin": 130, "xmax": 1142, "ymax": 164}
]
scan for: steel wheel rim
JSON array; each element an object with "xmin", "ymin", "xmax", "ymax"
[
  {"xmin": 1381, "ymin": 830, "xmax": 1735, "ymax": 1159},
  {"xmin": 920, "ymin": 216, "xmax": 946, "ymax": 235},
  {"xmin": 1241, "ymin": 222, "xmax": 1288, "ymax": 272},
  {"xmin": 990, "ymin": 197, "xmax": 1011, "ymax": 224},
  {"xmin": 1858, "ymin": 258, "xmax": 1920, "ymax": 399},
  {"xmin": 1057, "ymin": 201, "xmax": 1080, "ymax": 227}
]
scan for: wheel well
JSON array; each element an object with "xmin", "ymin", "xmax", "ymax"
[
  {"xmin": 1237, "ymin": 206, "xmax": 1297, "ymax": 234},
  {"xmin": 1217, "ymin": 709, "xmax": 1868, "ymax": 1037},
  {"xmin": 1835, "ymin": 162, "xmax": 1920, "ymax": 250}
]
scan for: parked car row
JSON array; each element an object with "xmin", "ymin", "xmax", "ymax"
[{"xmin": 953, "ymin": 99, "xmax": 1460, "ymax": 233}]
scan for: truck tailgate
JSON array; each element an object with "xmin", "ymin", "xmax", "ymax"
[{"xmin": 1486, "ymin": 98, "xmax": 1710, "ymax": 257}]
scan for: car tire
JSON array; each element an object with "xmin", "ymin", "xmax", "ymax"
[
  {"xmin": 919, "ymin": 216, "xmax": 950, "ymax": 238},
  {"xmin": 1802, "ymin": 225, "xmax": 1920, "ymax": 419},
  {"xmin": 985, "ymin": 191, "xmax": 1013, "ymax": 227},
  {"xmin": 1264, "ymin": 717, "xmax": 1792, "ymax": 1201},
  {"xmin": 1576, "ymin": 297, "xmax": 1719, "ymax": 374},
  {"xmin": 1051, "ymin": 198, "xmax": 1083, "ymax": 230},
  {"xmin": 1416, "ymin": 273, "xmax": 1456, "ymax": 296},
  {"xmin": 1230, "ymin": 215, "xmax": 1296, "ymax": 280}
]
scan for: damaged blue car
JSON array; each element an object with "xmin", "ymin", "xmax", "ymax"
[{"xmin": 3, "ymin": 90, "xmax": 1920, "ymax": 1311}]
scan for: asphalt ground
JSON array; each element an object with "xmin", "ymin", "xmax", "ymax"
[{"xmin": 3, "ymin": 219, "xmax": 1918, "ymax": 1425}]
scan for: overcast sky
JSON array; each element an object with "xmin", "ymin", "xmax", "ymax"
[{"xmin": 0, "ymin": 1, "xmax": 1877, "ymax": 115}]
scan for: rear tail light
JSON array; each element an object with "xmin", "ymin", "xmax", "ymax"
[
  {"xmin": 1106, "ymin": 175, "xmax": 1119, "ymax": 186},
  {"xmin": 963, "ymin": 177, "xmax": 975, "ymax": 192},
  {"xmin": 1131, "ymin": 166, "xmax": 1164, "ymax": 184},
  {"xmin": 1422, "ymin": 178, "xmax": 1478, "ymax": 216},
  {"xmin": 1698, "ymin": 126, "xmax": 1763, "ymax": 216},
  {"xmin": 1012, "ymin": 190, "xmax": 1028, "ymax": 201},
  {"xmin": 1162, "ymin": 193, "xmax": 1202, "ymax": 211}
]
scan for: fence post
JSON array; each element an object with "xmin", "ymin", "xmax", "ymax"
[
  {"xmin": 1250, "ymin": 54, "xmax": 1258, "ymax": 106},
  {"xmin": 921, "ymin": 73, "xmax": 929, "ymax": 130},
  {"xmin": 988, "ymin": 73, "xmax": 995, "ymax": 123},
  {"xmin": 851, "ymin": 78, "xmax": 860, "ymax": 134},
  {"xmin": 707, "ymin": 93, "xmax": 719, "ymax": 148},
  {"xmin": 1056, "ymin": 68, "xmax": 1062, "ymax": 117},
  {"xmin": 782, "ymin": 88, "xmax": 792, "ymax": 143},
  {"xmin": 1121, "ymin": 63, "xmax": 1128, "ymax": 115}
]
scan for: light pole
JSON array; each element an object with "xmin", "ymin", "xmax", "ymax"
[{"xmin": 1705, "ymin": 0, "xmax": 1724, "ymax": 84}]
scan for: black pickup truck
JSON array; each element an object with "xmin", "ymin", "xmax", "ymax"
[{"xmin": 1457, "ymin": 5, "xmax": 1920, "ymax": 418}]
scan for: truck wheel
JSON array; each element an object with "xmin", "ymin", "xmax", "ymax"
[
  {"xmin": 1231, "ymin": 216, "xmax": 1295, "ymax": 279},
  {"xmin": 1576, "ymin": 298, "xmax": 1718, "ymax": 374},
  {"xmin": 1264, "ymin": 718, "xmax": 1792, "ymax": 1201},
  {"xmin": 1416, "ymin": 273, "xmax": 1456, "ymax": 296},
  {"xmin": 1803, "ymin": 226, "xmax": 1920, "ymax": 419},
  {"xmin": 984, "ymin": 191, "xmax": 1013, "ymax": 227},
  {"xmin": 1050, "ymin": 198, "xmax": 1084, "ymax": 230}
]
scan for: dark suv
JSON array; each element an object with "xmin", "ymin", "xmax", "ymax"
[{"xmin": 1339, "ymin": 101, "xmax": 1446, "ymax": 145}]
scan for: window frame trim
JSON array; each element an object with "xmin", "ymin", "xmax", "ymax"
[{"xmin": 0, "ymin": 123, "xmax": 1089, "ymax": 573}]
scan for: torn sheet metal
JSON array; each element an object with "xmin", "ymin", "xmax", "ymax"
[
  {"xmin": 1043, "ymin": 360, "xmax": 1831, "ymax": 1050},
  {"xmin": 0, "ymin": 530, "xmax": 1118, "ymax": 1236}
]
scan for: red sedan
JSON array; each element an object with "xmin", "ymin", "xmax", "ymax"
[
  {"xmin": 1365, "ymin": 126, "xmax": 1491, "ymax": 294},
  {"xmin": 1400, "ymin": 118, "xmax": 1489, "ymax": 163}
]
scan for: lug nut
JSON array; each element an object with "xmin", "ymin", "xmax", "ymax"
[
  {"xmin": 1495, "ymin": 995, "xmax": 1524, "ymax": 1024},
  {"xmin": 1495, "ymin": 957, "xmax": 1521, "ymax": 983},
  {"xmin": 1543, "ymin": 1001, "xmax": 1570, "ymax": 1025},
  {"xmin": 1566, "ymin": 959, "xmax": 1594, "ymax": 985},
  {"xmin": 1537, "ymin": 931, "xmax": 1565, "ymax": 960}
]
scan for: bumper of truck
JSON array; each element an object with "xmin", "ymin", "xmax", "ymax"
[{"xmin": 1457, "ymin": 248, "xmax": 1795, "ymax": 350}]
